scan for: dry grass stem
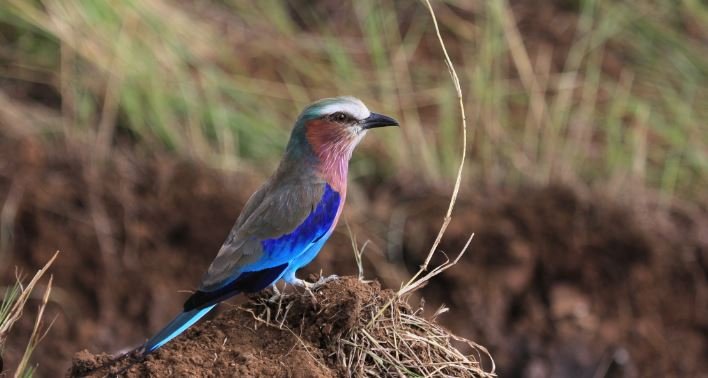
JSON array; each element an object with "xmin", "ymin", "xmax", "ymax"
[
  {"xmin": 14, "ymin": 276, "xmax": 56, "ymax": 378},
  {"xmin": 416, "ymin": 0, "xmax": 470, "ymax": 273},
  {"xmin": 0, "ymin": 251, "xmax": 59, "ymax": 376},
  {"xmin": 0, "ymin": 251, "xmax": 59, "ymax": 340},
  {"xmin": 360, "ymin": 0, "xmax": 476, "ymax": 332}
]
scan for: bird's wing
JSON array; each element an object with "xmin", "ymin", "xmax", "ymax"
[{"xmin": 195, "ymin": 179, "xmax": 341, "ymax": 295}]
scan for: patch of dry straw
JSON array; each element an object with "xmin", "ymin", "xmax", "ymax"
[{"xmin": 248, "ymin": 277, "xmax": 493, "ymax": 377}]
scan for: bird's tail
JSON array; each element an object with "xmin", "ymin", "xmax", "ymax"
[{"xmin": 142, "ymin": 304, "xmax": 216, "ymax": 355}]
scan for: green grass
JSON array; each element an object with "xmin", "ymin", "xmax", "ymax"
[
  {"xmin": 0, "ymin": 283, "xmax": 21, "ymax": 328},
  {"xmin": 0, "ymin": 0, "xmax": 705, "ymax": 199}
]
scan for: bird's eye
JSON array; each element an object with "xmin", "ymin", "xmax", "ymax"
[{"xmin": 332, "ymin": 112, "xmax": 348, "ymax": 122}]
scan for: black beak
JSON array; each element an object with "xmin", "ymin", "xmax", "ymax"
[{"xmin": 361, "ymin": 112, "xmax": 399, "ymax": 130}]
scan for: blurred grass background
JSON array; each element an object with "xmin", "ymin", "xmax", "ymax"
[{"xmin": 0, "ymin": 0, "xmax": 706, "ymax": 200}]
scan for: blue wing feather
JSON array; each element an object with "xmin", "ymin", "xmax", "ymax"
[
  {"xmin": 213, "ymin": 183, "xmax": 341, "ymax": 288},
  {"xmin": 260, "ymin": 184, "xmax": 341, "ymax": 261},
  {"xmin": 143, "ymin": 184, "xmax": 341, "ymax": 355}
]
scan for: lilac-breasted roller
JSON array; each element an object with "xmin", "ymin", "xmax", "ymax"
[{"xmin": 142, "ymin": 97, "xmax": 399, "ymax": 354}]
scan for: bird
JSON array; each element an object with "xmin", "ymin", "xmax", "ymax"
[{"xmin": 141, "ymin": 96, "xmax": 399, "ymax": 354}]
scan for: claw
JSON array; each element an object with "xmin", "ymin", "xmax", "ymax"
[
  {"xmin": 268, "ymin": 284, "xmax": 283, "ymax": 303},
  {"xmin": 287, "ymin": 274, "xmax": 339, "ymax": 297}
]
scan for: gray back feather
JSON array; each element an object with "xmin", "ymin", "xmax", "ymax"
[{"xmin": 199, "ymin": 158, "xmax": 325, "ymax": 291}]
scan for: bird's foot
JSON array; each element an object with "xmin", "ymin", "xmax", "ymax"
[
  {"xmin": 289, "ymin": 277, "xmax": 313, "ymax": 289},
  {"xmin": 287, "ymin": 274, "xmax": 339, "ymax": 297},
  {"xmin": 267, "ymin": 284, "xmax": 283, "ymax": 303},
  {"xmin": 311, "ymin": 274, "xmax": 339, "ymax": 290},
  {"xmin": 289, "ymin": 274, "xmax": 339, "ymax": 290},
  {"xmin": 290, "ymin": 277, "xmax": 322, "ymax": 298}
]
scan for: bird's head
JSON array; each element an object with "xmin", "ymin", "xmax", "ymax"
[
  {"xmin": 288, "ymin": 96, "xmax": 398, "ymax": 160},
  {"xmin": 285, "ymin": 96, "xmax": 399, "ymax": 190}
]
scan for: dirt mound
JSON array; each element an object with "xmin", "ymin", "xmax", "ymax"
[{"xmin": 68, "ymin": 277, "xmax": 491, "ymax": 377}]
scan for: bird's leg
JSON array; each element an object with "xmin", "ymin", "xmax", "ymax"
[{"xmin": 283, "ymin": 270, "xmax": 312, "ymax": 288}]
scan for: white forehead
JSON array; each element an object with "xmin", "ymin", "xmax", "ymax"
[{"xmin": 316, "ymin": 96, "xmax": 371, "ymax": 120}]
